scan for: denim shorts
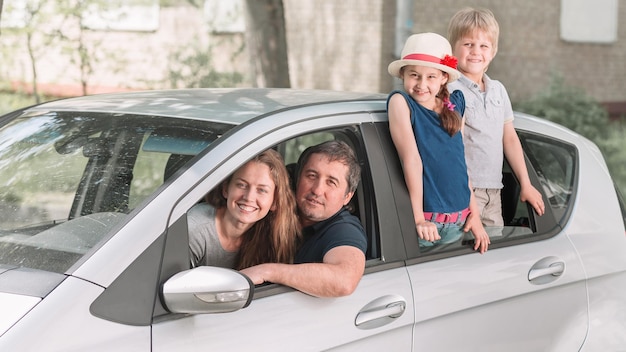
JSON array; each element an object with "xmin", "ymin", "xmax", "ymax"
[{"xmin": 418, "ymin": 221, "xmax": 464, "ymax": 247}]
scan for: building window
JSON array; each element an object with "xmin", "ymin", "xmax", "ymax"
[
  {"xmin": 82, "ymin": 0, "xmax": 160, "ymax": 32},
  {"xmin": 560, "ymin": 0, "xmax": 618, "ymax": 43},
  {"xmin": 204, "ymin": 0, "xmax": 246, "ymax": 33}
]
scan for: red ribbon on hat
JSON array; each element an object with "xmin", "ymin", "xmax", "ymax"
[{"xmin": 402, "ymin": 53, "xmax": 458, "ymax": 69}]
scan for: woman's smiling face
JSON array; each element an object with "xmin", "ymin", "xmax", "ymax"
[{"xmin": 222, "ymin": 160, "xmax": 276, "ymax": 226}]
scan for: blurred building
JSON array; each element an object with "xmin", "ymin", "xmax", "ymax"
[{"xmin": 0, "ymin": 0, "xmax": 624, "ymax": 117}]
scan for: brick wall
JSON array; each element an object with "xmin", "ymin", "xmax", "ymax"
[{"xmin": 408, "ymin": 0, "xmax": 626, "ymax": 108}]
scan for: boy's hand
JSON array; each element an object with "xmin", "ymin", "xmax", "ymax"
[
  {"xmin": 521, "ymin": 185, "xmax": 545, "ymax": 216},
  {"xmin": 463, "ymin": 213, "xmax": 490, "ymax": 254}
]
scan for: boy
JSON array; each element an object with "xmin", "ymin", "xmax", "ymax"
[{"xmin": 447, "ymin": 8, "xmax": 545, "ymax": 229}]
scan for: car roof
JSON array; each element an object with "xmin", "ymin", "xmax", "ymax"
[
  {"xmin": 26, "ymin": 88, "xmax": 388, "ymax": 125},
  {"xmin": 23, "ymin": 87, "xmax": 584, "ymax": 146}
]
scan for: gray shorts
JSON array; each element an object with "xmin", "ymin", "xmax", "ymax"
[{"xmin": 473, "ymin": 188, "xmax": 504, "ymax": 227}]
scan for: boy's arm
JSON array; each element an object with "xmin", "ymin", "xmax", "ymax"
[
  {"xmin": 460, "ymin": 115, "xmax": 490, "ymax": 253},
  {"xmin": 464, "ymin": 184, "xmax": 490, "ymax": 254},
  {"xmin": 502, "ymin": 122, "xmax": 545, "ymax": 216}
]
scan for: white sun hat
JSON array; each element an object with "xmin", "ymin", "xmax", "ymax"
[{"xmin": 388, "ymin": 32, "xmax": 460, "ymax": 82}]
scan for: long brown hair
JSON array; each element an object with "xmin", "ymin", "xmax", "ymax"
[{"xmin": 206, "ymin": 149, "xmax": 301, "ymax": 269}]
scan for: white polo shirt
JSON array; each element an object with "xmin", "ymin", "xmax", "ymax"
[{"xmin": 448, "ymin": 74, "xmax": 514, "ymax": 189}]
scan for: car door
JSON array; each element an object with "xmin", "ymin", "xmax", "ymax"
[
  {"xmin": 375, "ymin": 122, "xmax": 589, "ymax": 351},
  {"xmin": 152, "ymin": 115, "xmax": 415, "ymax": 351}
]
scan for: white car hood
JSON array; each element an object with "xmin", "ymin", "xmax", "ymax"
[{"xmin": 0, "ymin": 292, "xmax": 40, "ymax": 335}]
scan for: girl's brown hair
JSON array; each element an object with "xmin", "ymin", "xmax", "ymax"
[{"xmin": 438, "ymin": 80, "xmax": 462, "ymax": 136}]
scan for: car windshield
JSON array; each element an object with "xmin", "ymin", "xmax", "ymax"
[{"xmin": 0, "ymin": 110, "xmax": 234, "ymax": 274}]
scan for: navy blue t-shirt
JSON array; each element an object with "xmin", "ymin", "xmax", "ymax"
[{"xmin": 295, "ymin": 208, "xmax": 367, "ymax": 263}]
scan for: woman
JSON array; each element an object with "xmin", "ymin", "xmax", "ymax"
[{"xmin": 188, "ymin": 149, "xmax": 300, "ymax": 269}]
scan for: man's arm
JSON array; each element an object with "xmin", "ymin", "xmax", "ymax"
[{"xmin": 240, "ymin": 245, "xmax": 365, "ymax": 297}]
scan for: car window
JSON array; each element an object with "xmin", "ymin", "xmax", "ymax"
[
  {"xmin": 0, "ymin": 111, "xmax": 233, "ymax": 273},
  {"xmin": 281, "ymin": 127, "xmax": 381, "ymax": 261},
  {"xmin": 615, "ymin": 184, "xmax": 626, "ymax": 233},
  {"xmin": 414, "ymin": 130, "xmax": 576, "ymax": 257},
  {"xmin": 280, "ymin": 132, "xmax": 335, "ymax": 165},
  {"xmin": 519, "ymin": 132, "xmax": 577, "ymax": 222},
  {"xmin": 182, "ymin": 126, "xmax": 378, "ymax": 272}
]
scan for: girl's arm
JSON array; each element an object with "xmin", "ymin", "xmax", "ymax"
[{"xmin": 388, "ymin": 94, "xmax": 440, "ymax": 242}]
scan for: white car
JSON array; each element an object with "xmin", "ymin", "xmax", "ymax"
[{"xmin": 0, "ymin": 89, "xmax": 625, "ymax": 351}]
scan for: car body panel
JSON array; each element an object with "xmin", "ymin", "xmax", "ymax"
[
  {"xmin": 514, "ymin": 111, "xmax": 626, "ymax": 349},
  {"xmin": 153, "ymin": 267, "xmax": 414, "ymax": 351},
  {"xmin": 408, "ymin": 233, "xmax": 587, "ymax": 351},
  {"xmin": 0, "ymin": 277, "xmax": 149, "ymax": 351},
  {"xmin": 0, "ymin": 292, "xmax": 40, "ymax": 336}
]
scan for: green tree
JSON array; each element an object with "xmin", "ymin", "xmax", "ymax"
[
  {"xmin": 515, "ymin": 74, "xmax": 610, "ymax": 141},
  {"xmin": 2, "ymin": 0, "xmax": 122, "ymax": 100},
  {"xmin": 0, "ymin": 1, "xmax": 4, "ymax": 32},
  {"xmin": 166, "ymin": 39, "xmax": 243, "ymax": 88},
  {"xmin": 515, "ymin": 74, "xmax": 626, "ymax": 194},
  {"xmin": 2, "ymin": 1, "xmax": 60, "ymax": 103},
  {"xmin": 56, "ymin": 0, "xmax": 128, "ymax": 96}
]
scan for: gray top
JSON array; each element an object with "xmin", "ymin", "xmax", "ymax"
[
  {"xmin": 188, "ymin": 203, "xmax": 238, "ymax": 269},
  {"xmin": 449, "ymin": 74, "xmax": 514, "ymax": 189}
]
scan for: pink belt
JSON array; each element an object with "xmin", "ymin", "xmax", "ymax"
[{"xmin": 423, "ymin": 208, "xmax": 470, "ymax": 224}]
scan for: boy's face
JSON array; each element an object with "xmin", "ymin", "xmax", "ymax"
[{"xmin": 452, "ymin": 30, "xmax": 496, "ymax": 81}]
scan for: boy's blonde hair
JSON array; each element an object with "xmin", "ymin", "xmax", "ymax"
[{"xmin": 448, "ymin": 8, "xmax": 500, "ymax": 54}]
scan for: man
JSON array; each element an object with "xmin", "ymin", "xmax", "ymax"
[{"xmin": 240, "ymin": 140, "xmax": 367, "ymax": 297}]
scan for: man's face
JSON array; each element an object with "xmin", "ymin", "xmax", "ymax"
[{"xmin": 296, "ymin": 153, "xmax": 353, "ymax": 227}]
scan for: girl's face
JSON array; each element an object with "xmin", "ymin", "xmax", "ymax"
[
  {"xmin": 400, "ymin": 65, "xmax": 448, "ymax": 110},
  {"xmin": 222, "ymin": 161, "xmax": 276, "ymax": 226}
]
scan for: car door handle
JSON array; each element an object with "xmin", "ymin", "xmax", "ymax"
[
  {"xmin": 528, "ymin": 257, "xmax": 565, "ymax": 284},
  {"xmin": 355, "ymin": 295, "xmax": 406, "ymax": 330}
]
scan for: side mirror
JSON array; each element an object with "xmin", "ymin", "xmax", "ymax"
[{"xmin": 162, "ymin": 266, "xmax": 253, "ymax": 314}]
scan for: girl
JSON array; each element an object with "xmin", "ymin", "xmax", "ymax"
[
  {"xmin": 387, "ymin": 32, "xmax": 490, "ymax": 253},
  {"xmin": 188, "ymin": 149, "xmax": 301, "ymax": 268}
]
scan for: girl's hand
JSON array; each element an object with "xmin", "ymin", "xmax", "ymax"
[{"xmin": 416, "ymin": 221, "xmax": 440, "ymax": 242}]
